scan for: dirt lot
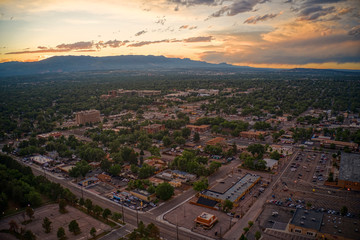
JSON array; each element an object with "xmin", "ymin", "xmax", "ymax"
[
  {"xmin": 0, "ymin": 204, "xmax": 111, "ymax": 240},
  {"xmin": 164, "ymin": 197, "xmax": 236, "ymax": 239}
]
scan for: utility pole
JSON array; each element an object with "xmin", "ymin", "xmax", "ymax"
[
  {"xmin": 122, "ymin": 202, "xmax": 125, "ymax": 223},
  {"xmin": 176, "ymin": 214, "xmax": 179, "ymax": 240},
  {"xmin": 136, "ymin": 208, "xmax": 139, "ymax": 226}
]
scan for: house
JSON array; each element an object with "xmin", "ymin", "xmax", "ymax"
[
  {"xmin": 288, "ymin": 209, "xmax": 324, "ymax": 238},
  {"xmin": 31, "ymin": 155, "xmax": 53, "ymax": 166},
  {"xmin": 264, "ymin": 158, "xmax": 278, "ymax": 170},
  {"xmin": 194, "ymin": 212, "xmax": 218, "ymax": 229},
  {"xmin": 97, "ymin": 173, "xmax": 111, "ymax": 182},
  {"xmin": 148, "ymin": 177, "xmax": 164, "ymax": 186}
]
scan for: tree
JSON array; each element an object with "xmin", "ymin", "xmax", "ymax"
[
  {"xmin": 9, "ymin": 220, "xmax": 19, "ymax": 233},
  {"xmin": 175, "ymin": 136, "xmax": 186, "ymax": 145},
  {"xmin": 270, "ymin": 151, "xmax": 281, "ymax": 160},
  {"xmin": 102, "ymin": 208, "xmax": 111, "ymax": 220},
  {"xmin": 162, "ymin": 136, "xmax": 172, "ymax": 147},
  {"xmin": 23, "ymin": 230, "xmax": 36, "ymax": 240},
  {"xmin": 340, "ymin": 206, "xmax": 348, "ymax": 216},
  {"xmin": 193, "ymin": 132, "xmax": 200, "ymax": 142},
  {"xmin": 108, "ymin": 164, "xmax": 122, "ymax": 176},
  {"xmin": 209, "ymin": 161, "xmax": 222, "ymax": 174},
  {"xmin": 42, "ymin": 217, "xmax": 52, "ymax": 233},
  {"xmin": 57, "ymin": 227, "xmax": 66, "ymax": 240},
  {"xmin": 193, "ymin": 178, "xmax": 209, "ymax": 191},
  {"xmin": 248, "ymin": 221, "xmax": 254, "ymax": 227},
  {"xmin": 223, "ymin": 199, "xmax": 233, "ymax": 212},
  {"xmin": 59, "ymin": 199, "xmax": 67, "ymax": 213},
  {"xmin": 93, "ymin": 205, "xmax": 103, "ymax": 217},
  {"xmin": 111, "ymin": 212, "xmax": 122, "ymax": 222},
  {"xmin": 148, "ymin": 185, "xmax": 156, "ymax": 194},
  {"xmin": 68, "ymin": 220, "xmax": 81, "ymax": 235},
  {"xmin": 138, "ymin": 164, "xmax": 155, "ymax": 179},
  {"xmin": 255, "ymin": 231, "xmax": 261, "ymax": 240},
  {"xmin": 26, "ymin": 206, "xmax": 34, "ymax": 220},
  {"xmin": 100, "ymin": 159, "xmax": 111, "ymax": 172},
  {"xmin": 156, "ymin": 182, "xmax": 174, "ymax": 201},
  {"xmin": 69, "ymin": 160, "xmax": 91, "ymax": 178},
  {"xmin": 85, "ymin": 199, "xmax": 93, "ymax": 213},
  {"xmin": 90, "ymin": 227, "xmax": 96, "ymax": 237},
  {"xmin": 247, "ymin": 144, "xmax": 265, "ymax": 159},
  {"xmin": 26, "ymin": 191, "xmax": 42, "ymax": 207},
  {"xmin": 79, "ymin": 197, "xmax": 85, "ymax": 206},
  {"xmin": 239, "ymin": 234, "xmax": 248, "ymax": 240},
  {"xmin": 149, "ymin": 146, "xmax": 161, "ymax": 157},
  {"xmin": 181, "ymin": 127, "xmax": 191, "ymax": 139}
]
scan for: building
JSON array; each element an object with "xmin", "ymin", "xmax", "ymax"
[
  {"xmin": 75, "ymin": 109, "xmax": 100, "ymax": 125},
  {"xmin": 288, "ymin": 209, "xmax": 324, "ymax": 238},
  {"xmin": 186, "ymin": 124, "xmax": 211, "ymax": 133},
  {"xmin": 264, "ymin": 158, "xmax": 278, "ymax": 170},
  {"xmin": 194, "ymin": 212, "xmax": 218, "ymax": 229},
  {"xmin": 30, "ymin": 155, "xmax": 53, "ymax": 166},
  {"xmin": 143, "ymin": 158, "xmax": 167, "ymax": 171},
  {"xmin": 240, "ymin": 130, "xmax": 266, "ymax": 140},
  {"xmin": 156, "ymin": 169, "xmax": 196, "ymax": 182},
  {"xmin": 270, "ymin": 145, "xmax": 293, "ymax": 156},
  {"xmin": 78, "ymin": 177, "xmax": 99, "ymax": 187},
  {"xmin": 337, "ymin": 152, "xmax": 360, "ymax": 191},
  {"xmin": 130, "ymin": 189, "xmax": 156, "ymax": 202},
  {"xmin": 169, "ymin": 179, "xmax": 182, "ymax": 188},
  {"xmin": 37, "ymin": 132, "xmax": 62, "ymax": 139},
  {"xmin": 97, "ymin": 173, "xmax": 111, "ymax": 182},
  {"xmin": 206, "ymin": 137, "xmax": 226, "ymax": 146},
  {"xmin": 141, "ymin": 124, "xmax": 165, "ymax": 134},
  {"xmin": 148, "ymin": 177, "xmax": 164, "ymax": 186},
  {"xmin": 320, "ymin": 140, "xmax": 358, "ymax": 151},
  {"xmin": 200, "ymin": 173, "xmax": 261, "ymax": 206}
]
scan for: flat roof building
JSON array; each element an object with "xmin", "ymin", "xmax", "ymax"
[
  {"xmin": 194, "ymin": 212, "xmax": 218, "ymax": 229},
  {"xmin": 200, "ymin": 173, "xmax": 260, "ymax": 206},
  {"xmin": 75, "ymin": 109, "xmax": 100, "ymax": 125},
  {"xmin": 338, "ymin": 152, "xmax": 360, "ymax": 190},
  {"xmin": 31, "ymin": 155, "xmax": 53, "ymax": 166},
  {"xmin": 288, "ymin": 209, "xmax": 324, "ymax": 238}
]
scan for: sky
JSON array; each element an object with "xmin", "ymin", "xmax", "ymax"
[{"xmin": 0, "ymin": 0, "xmax": 359, "ymax": 69}]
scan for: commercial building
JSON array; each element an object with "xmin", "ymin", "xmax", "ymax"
[
  {"xmin": 337, "ymin": 152, "xmax": 360, "ymax": 191},
  {"xmin": 194, "ymin": 212, "xmax": 218, "ymax": 229},
  {"xmin": 288, "ymin": 209, "xmax": 323, "ymax": 238},
  {"xmin": 78, "ymin": 177, "xmax": 99, "ymax": 187},
  {"xmin": 30, "ymin": 155, "xmax": 53, "ymax": 166},
  {"xmin": 186, "ymin": 124, "xmax": 211, "ymax": 133},
  {"xmin": 321, "ymin": 140, "xmax": 358, "ymax": 151},
  {"xmin": 130, "ymin": 189, "xmax": 156, "ymax": 202},
  {"xmin": 141, "ymin": 124, "xmax": 165, "ymax": 134},
  {"xmin": 264, "ymin": 158, "xmax": 278, "ymax": 170},
  {"xmin": 240, "ymin": 130, "xmax": 266, "ymax": 140},
  {"xmin": 200, "ymin": 173, "xmax": 261, "ymax": 206},
  {"xmin": 75, "ymin": 109, "xmax": 100, "ymax": 125}
]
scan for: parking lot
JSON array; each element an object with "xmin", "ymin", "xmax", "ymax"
[{"xmin": 270, "ymin": 150, "xmax": 360, "ymax": 216}]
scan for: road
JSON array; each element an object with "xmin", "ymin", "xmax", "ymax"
[{"xmin": 223, "ymin": 150, "xmax": 299, "ymax": 240}]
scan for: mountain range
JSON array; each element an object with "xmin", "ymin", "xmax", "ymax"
[{"xmin": 0, "ymin": 55, "xmax": 358, "ymax": 77}]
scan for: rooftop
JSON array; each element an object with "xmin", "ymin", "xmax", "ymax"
[
  {"xmin": 202, "ymin": 173, "xmax": 260, "ymax": 202},
  {"xmin": 339, "ymin": 152, "xmax": 360, "ymax": 183},
  {"xmin": 290, "ymin": 209, "xmax": 324, "ymax": 231},
  {"xmin": 197, "ymin": 212, "xmax": 215, "ymax": 221}
]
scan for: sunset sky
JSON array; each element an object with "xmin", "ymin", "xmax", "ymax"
[{"xmin": 0, "ymin": 0, "xmax": 359, "ymax": 69}]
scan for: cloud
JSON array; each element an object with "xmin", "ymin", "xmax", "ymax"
[
  {"xmin": 6, "ymin": 39, "xmax": 130, "ymax": 55},
  {"xmin": 299, "ymin": 6, "xmax": 336, "ymax": 20},
  {"xmin": 348, "ymin": 25, "xmax": 360, "ymax": 36},
  {"xmin": 179, "ymin": 25, "xmax": 197, "ymax": 30},
  {"xmin": 135, "ymin": 30, "xmax": 147, "ymax": 36},
  {"xmin": 56, "ymin": 41, "xmax": 94, "ymax": 50},
  {"xmin": 155, "ymin": 16, "xmax": 166, "ymax": 25},
  {"xmin": 168, "ymin": 0, "xmax": 220, "ymax": 6},
  {"xmin": 127, "ymin": 40, "xmax": 170, "ymax": 47},
  {"xmin": 244, "ymin": 12, "xmax": 282, "ymax": 24},
  {"xmin": 209, "ymin": 0, "xmax": 269, "ymax": 18},
  {"xmin": 127, "ymin": 35, "xmax": 214, "ymax": 47},
  {"xmin": 183, "ymin": 36, "xmax": 213, "ymax": 42}
]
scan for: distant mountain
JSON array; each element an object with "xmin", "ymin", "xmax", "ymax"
[{"xmin": 0, "ymin": 55, "xmax": 262, "ymax": 77}]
